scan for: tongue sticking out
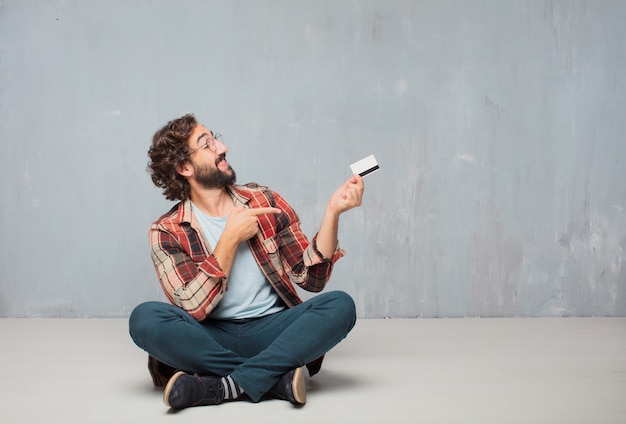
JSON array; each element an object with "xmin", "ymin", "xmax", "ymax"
[{"xmin": 216, "ymin": 154, "xmax": 230, "ymax": 171}]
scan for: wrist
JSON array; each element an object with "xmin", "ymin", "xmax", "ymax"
[{"xmin": 325, "ymin": 205, "xmax": 341, "ymax": 220}]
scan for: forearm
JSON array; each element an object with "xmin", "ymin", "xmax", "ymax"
[
  {"xmin": 315, "ymin": 207, "xmax": 340, "ymax": 259},
  {"xmin": 314, "ymin": 174, "xmax": 364, "ymax": 259},
  {"xmin": 212, "ymin": 232, "xmax": 240, "ymax": 277}
]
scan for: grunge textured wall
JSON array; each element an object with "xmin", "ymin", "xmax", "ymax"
[{"xmin": 1, "ymin": 0, "xmax": 625, "ymax": 317}]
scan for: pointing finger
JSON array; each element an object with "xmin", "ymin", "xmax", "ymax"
[{"xmin": 248, "ymin": 207, "xmax": 282, "ymax": 216}]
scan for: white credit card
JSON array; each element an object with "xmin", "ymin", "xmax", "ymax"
[{"xmin": 350, "ymin": 154, "xmax": 380, "ymax": 177}]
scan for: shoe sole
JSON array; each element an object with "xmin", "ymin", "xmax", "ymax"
[
  {"xmin": 292, "ymin": 367, "xmax": 306, "ymax": 405},
  {"xmin": 163, "ymin": 371, "xmax": 187, "ymax": 407}
]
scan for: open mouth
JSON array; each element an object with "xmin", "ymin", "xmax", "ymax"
[{"xmin": 215, "ymin": 154, "xmax": 227, "ymax": 167}]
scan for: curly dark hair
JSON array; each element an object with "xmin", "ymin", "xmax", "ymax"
[{"xmin": 147, "ymin": 114, "xmax": 198, "ymax": 201}]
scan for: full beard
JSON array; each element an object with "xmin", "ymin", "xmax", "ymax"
[{"xmin": 193, "ymin": 154, "xmax": 237, "ymax": 189}]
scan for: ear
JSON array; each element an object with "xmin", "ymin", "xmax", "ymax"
[{"xmin": 176, "ymin": 161, "xmax": 193, "ymax": 178}]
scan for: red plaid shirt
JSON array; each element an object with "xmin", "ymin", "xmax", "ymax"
[{"xmin": 149, "ymin": 183, "xmax": 345, "ymax": 322}]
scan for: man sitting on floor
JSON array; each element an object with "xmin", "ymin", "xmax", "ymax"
[{"xmin": 129, "ymin": 114, "xmax": 365, "ymax": 409}]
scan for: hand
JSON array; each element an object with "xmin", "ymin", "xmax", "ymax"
[
  {"xmin": 327, "ymin": 175, "xmax": 365, "ymax": 216},
  {"xmin": 224, "ymin": 206, "xmax": 282, "ymax": 242}
]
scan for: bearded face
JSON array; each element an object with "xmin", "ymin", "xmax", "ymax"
[{"xmin": 192, "ymin": 153, "xmax": 237, "ymax": 189}]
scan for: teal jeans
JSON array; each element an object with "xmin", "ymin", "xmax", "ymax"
[{"xmin": 129, "ymin": 291, "xmax": 356, "ymax": 401}]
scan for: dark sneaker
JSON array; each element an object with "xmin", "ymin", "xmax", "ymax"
[
  {"xmin": 267, "ymin": 368, "xmax": 306, "ymax": 405},
  {"xmin": 164, "ymin": 371, "xmax": 225, "ymax": 409}
]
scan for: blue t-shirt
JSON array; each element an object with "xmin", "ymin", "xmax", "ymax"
[{"xmin": 192, "ymin": 203, "xmax": 285, "ymax": 320}]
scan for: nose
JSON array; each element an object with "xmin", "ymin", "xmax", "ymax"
[{"xmin": 214, "ymin": 138, "xmax": 228, "ymax": 154}]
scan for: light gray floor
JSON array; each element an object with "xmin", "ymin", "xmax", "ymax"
[{"xmin": 0, "ymin": 317, "xmax": 625, "ymax": 423}]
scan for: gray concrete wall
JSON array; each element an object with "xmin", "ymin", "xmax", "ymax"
[{"xmin": 1, "ymin": 0, "xmax": 625, "ymax": 317}]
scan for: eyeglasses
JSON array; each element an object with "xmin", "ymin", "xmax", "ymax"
[{"xmin": 189, "ymin": 132, "xmax": 223, "ymax": 155}]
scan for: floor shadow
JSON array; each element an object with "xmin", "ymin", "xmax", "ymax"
[{"xmin": 307, "ymin": 369, "xmax": 368, "ymax": 394}]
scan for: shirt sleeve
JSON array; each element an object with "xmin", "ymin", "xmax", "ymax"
[
  {"xmin": 149, "ymin": 223, "xmax": 227, "ymax": 321},
  {"xmin": 271, "ymin": 191, "xmax": 345, "ymax": 292}
]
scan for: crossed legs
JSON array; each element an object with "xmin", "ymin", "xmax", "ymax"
[{"xmin": 129, "ymin": 291, "xmax": 356, "ymax": 402}]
